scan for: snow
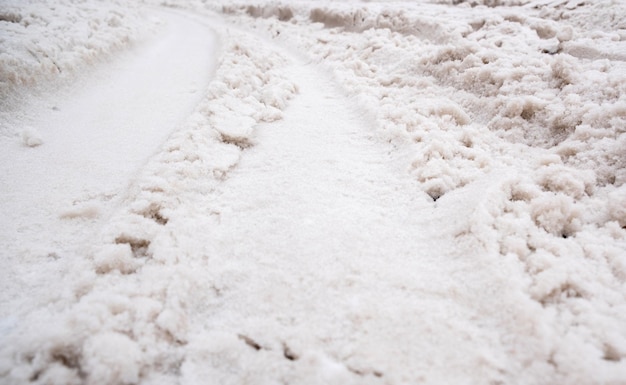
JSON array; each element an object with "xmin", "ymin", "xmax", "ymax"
[
  {"xmin": 0, "ymin": 0, "xmax": 157, "ymax": 106},
  {"xmin": 0, "ymin": 6, "xmax": 217, "ymax": 333},
  {"xmin": 1, "ymin": 0, "xmax": 625, "ymax": 384}
]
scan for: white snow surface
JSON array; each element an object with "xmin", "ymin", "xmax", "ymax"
[{"xmin": 1, "ymin": 0, "xmax": 625, "ymax": 384}]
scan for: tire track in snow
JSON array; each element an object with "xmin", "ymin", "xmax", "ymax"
[
  {"xmin": 178, "ymin": 60, "xmax": 542, "ymax": 384},
  {"xmin": 1, "ymin": 10, "xmax": 552, "ymax": 384},
  {"xmin": 0, "ymin": 12, "xmax": 216, "ymax": 318},
  {"xmin": 0, "ymin": 14, "xmax": 300, "ymax": 385}
]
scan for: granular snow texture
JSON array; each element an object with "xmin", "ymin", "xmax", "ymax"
[
  {"xmin": 1, "ymin": 0, "xmax": 625, "ymax": 384},
  {"xmin": 0, "ymin": 0, "xmax": 157, "ymax": 108}
]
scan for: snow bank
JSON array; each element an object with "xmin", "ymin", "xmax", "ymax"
[
  {"xmin": 216, "ymin": 0, "xmax": 626, "ymax": 383},
  {"xmin": 0, "ymin": 0, "xmax": 156, "ymax": 107},
  {"xmin": 0, "ymin": 11, "xmax": 297, "ymax": 384}
]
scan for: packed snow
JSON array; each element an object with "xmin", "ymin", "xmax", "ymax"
[{"xmin": 1, "ymin": 0, "xmax": 625, "ymax": 384}]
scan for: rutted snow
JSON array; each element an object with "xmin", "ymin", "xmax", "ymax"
[
  {"xmin": 1, "ymin": 0, "xmax": 625, "ymax": 384},
  {"xmin": 0, "ymin": 11, "xmax": 299, "ymax": 384},
  {"xmin": 217, "ymin": 2, "xmax": 626, "ymax": 382},
  {"xmin": 0, "ymin": 10, "xmax": 216, "ymax": 326}
]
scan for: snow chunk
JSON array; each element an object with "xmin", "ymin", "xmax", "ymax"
[
  {"xmin": 82, "ymin": 332, "xmax": 141, "ymax": 385},
  {"xmin": 535, "ymin": 163, "xmax": 595, "ymax": 199},
  {"xmin": 21, "ymin": 127, "xmax": 43, "ymax": 147},
  {"xmin": 92, "ymin": 243, "xmax": 139, "ymax": 275},
  {"xmin": 531, "ymin": 193, "xmax": 581, "ymax": 237}
]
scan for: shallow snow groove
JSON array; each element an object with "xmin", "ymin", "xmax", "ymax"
[
  {"xmin": 0, "ymin": 10, "xmax": 217, "ymax": 320},
  {"xmin": 176, "ymin": 62, "xmax": 541, "ymax": 385}
]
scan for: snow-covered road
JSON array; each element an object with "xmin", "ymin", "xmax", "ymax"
[
  {"xmin": 0, "ymin": 12, "xmax": 217, "ymax": 317},
  {"xmin": 1, "ymin": 1, "xmax": 625, "ymax": 384}
]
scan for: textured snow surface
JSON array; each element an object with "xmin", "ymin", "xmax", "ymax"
[
  {"xmin": 1, "ymin": 0, "xmax": 625, "ymax": 384},
  {"xmin": 0, "ymin": 0, "xmax": 158, "ymax": 107}
]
